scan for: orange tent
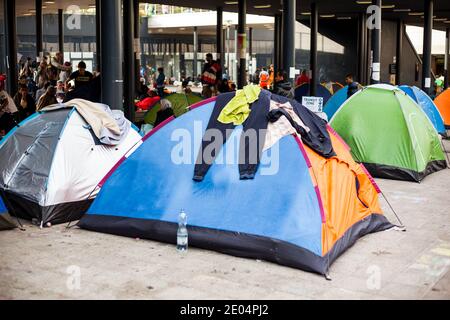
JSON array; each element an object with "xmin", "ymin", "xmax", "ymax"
[{"xmin": 435, "ymin": 88, "xmax": 450, "ymax": 128}]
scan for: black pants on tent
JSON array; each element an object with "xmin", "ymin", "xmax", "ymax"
[{"xmin": 193, "ymin": 91, "xmax": 271, "ymax": 181}]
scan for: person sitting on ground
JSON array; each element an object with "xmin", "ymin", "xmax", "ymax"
[
  {"xmin": 217, "ymin": 77, "xmax": 231, "ymax": 93},
  {"xmin": 135, "ymin": 90, "xmax": 160, "ymax": 111},
  {"xmin": 272, "ymin": 71, "xmax": 295, "ymax": 99},
  {"xmin": 68, "ymin": 61, "xmax": 94, "ymax": 89},
  {"xmin": 137, "ymin": 78, "xmax": 150, "ymax": 100},
  {"xmin": 154, "ymin": 99, "xmax": 174, "ymax": 127},
  {"xmin": 35, "ymin": 81, "xmax": 51, "ymax": 103},
  {"xmin": 36, "ymin": 85, "xmax": 57, "ymax": 111},
  {"xmin": 56, "ymin": 90, "xmax": 66, "ymax": 104},
  {"xmin": 345, "ymin": 74, "xmax": 360, "ymax": 99},
  {"xmin": 14, "ymin": 84, "xmax": 36, "ymax": 121}
]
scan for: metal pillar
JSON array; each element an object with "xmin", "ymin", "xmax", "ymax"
[
  {"xmin": 396, "ymin": 20, "xmax": 403, "ymax": 85},
  {"xmin": 100, "ymin": 0, "xmax": 123, "ymax": 110},
  {"xmin": 123, "ymin": 0, "xmax": 136, "ymax": 121},
  {"xmin": 370, "ymin": 0, "xmax": 381, "ymax": 84},
  {"xmin": 249, "ymin": 27, "xmax": 253, "ymax": 59},
  {"xmin": 237, "ymin": 0, "xmax": 247, "ymax": 88},
  {"xmin": 217, "ymin": 7, "xmax": 223, "ymax": 71},
  {"xmin": 282, "ymin": 0, "xmax": 295, "ymax": 82},
  {"xmin": 134, "ymin": 0, "xmax": 141, "ymax": 90},
  {"xmin": 422, "ymin": 0, "xmax": 433, "ymax": 94},
  {"xmin": 4, "ymin": 0, "xmax": 17, "ymax": 95},
  {"xmin": 445, "ymin": 28, "xmax": 449, "ymax": 89},
  {"xmin": 358, "ymin": 13, "xmax": 367, "ymax": 85},
  {"xmin": 95, "ymin": 0, "xmax": 101, "ymax": 71},
  {"xmin": 58, "ymin": 9, "xmax": 64, "ymax": 54},
  {"xmin": 249, "ymin": 27, "xmax": 253, "ymax": 79},
  {"xmin": 193, "ymin": 27, "xmax": 198, "ymax": 78},
  {"xmin": 274, "ymin": 14, "xmax": 282, "ymax": 76},
  {"xmin": 36, "ymin": 0, "xmax": 43, "ymax": 61},
  {"xmin": 310, "ymin": 2, "xmax": 318, "ymax": 96}
]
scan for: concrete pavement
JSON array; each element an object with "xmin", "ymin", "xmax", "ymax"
[{"xmin": 0, "ymin": 141, "xmax": 449, "ymax": 300}]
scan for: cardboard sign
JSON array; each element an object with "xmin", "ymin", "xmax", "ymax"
[{"xmin": 302, "ymin": 96, "xmax": 324, "ymax": 113}]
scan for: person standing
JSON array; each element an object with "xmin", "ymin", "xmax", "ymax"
[
  {"xmin": 259, "ymin": 68, "xmax": 270, "ymax": 89},
  {"xmin": 296, "ymin": 70, "xmax": 310, "ymax": 87},
  {"xmin": 49, "ymin": 52, "xmax": 70, "ymax": 85},
  {"xmin": 68, "ymin": 61, "xmax": 94, "ymax": 89},
  {"xmin": 156, "ymin": 67, "xmax": 166, "ymax": 98},
  {"xmin": 345, "ymin": 74, "xmax": 360, "ymax": 99},
  {"xmin": 0, "ymin": 75, "xmax": 19, "ymax": 135},
  {"xmin": 201, "ymin": 53, "xmax": 220, "ymax": 98}
]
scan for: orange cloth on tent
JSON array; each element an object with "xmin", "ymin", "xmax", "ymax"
[
  {"xmin": 434, "ymin": 88, "xmax": 450, "ymax": 126},
  {"xmin": 302, "ymin": 129, "xmax": 382, "ymax": 256}
]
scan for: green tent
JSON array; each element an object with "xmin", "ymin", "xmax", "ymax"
[
  {"xmin": 330, "ymin": 84, "xmax": 447, "ymax": 182},
  {"xmin": 144, "ymin": 93, "xmax": 203, "ymax": 125}
]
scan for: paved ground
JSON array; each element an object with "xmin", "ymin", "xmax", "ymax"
[{"xmin": 1, "ymin": 142, "xmax": 449, "ymax": 300}]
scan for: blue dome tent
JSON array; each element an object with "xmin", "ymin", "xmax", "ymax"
[{"xmin": 399, "ymin": 85, "xmax": 446, "ymax": 137}]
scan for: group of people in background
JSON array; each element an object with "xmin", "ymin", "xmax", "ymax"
[{"xmin": 0, "ymin": 52, "xmax": 97, "ymax": 137}]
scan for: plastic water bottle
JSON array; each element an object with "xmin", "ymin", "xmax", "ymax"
[{"xmin": 177, "ymin": 209, "xmax": 188, "ymax": 252}]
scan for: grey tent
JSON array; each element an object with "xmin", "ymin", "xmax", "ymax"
[{"xmin": 0, "ymin": 104, "xmax": 141, "ymax": 226}]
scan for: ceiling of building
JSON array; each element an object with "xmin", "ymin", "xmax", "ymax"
[{"xmin": 14, "ymin": 0, "xmax": 450, "ymax": 30}]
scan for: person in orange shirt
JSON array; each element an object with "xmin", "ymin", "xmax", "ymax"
[
  {"xmin": 267, "ymin": 64, "xmax": 274, "ymax": 89},
  {"xmin": 259, "ymin": 68, "xmax": 270, "ymax": 89}
]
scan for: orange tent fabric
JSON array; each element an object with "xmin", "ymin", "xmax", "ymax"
[
  {"xmin": 302, "ymin": 126, "xmax": 382, "ymax": 255},
  {"xmin": 435, "ymin": 88, "xmax": 450, "ymax": 127}
]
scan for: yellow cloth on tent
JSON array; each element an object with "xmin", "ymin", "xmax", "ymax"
[{"xmin": 218, "ymin": 84, "xmax": 261, "ymax": 125}]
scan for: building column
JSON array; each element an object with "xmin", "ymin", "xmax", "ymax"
[
  {"xmin": 4, "ymin": 0, "xmax": 17, "ymax": 95},
  {"xmin": 95, "ymin": 0, "xmax": 101, "ymax": 71},
  {"xmin": 282, "ymin": 0, "xmax": 295, "ymax": 83},
  {"xmin": 123, "ymin": 0, "xmax": 136, "ymax": 121},
  {"xmin": 396, "ymin": 20, "xmax": 403, "ymax": 85},
  {"xmin": 216, "ymin": 7, "xmax": 224, "ymax": 72},
  {"xmin": 100, "ymin": 0, "xmax": 123, "ymax": 110},
  {"xmin": 310, "ymin": 2, "xmax": 318, "ymax": 96},
  {"xmin": 358, "ymin": 12, "xmax": 367, "ymax": 85},
  {"xmin": 58, "ymin": 9, "xmax": 64, "ymax": 54},
  {"xmin": 193, "ymin": 26, "xmax": 198, "ymax": 79},
  {"xmin": 36, "ymin": 0, "xmax": 43, "ymax": 61},
  {"xmin": 274, "ymin": 14, "xmax": 282, "ymax": 76},
  {"xmin": 422, "ymin": 0, "xmax": 433, "ymax": 94},
  {"xmin": 134, "ymin": 0, "xmax": 141, "ymax": 91},
  {"xmin": 237, "ymin": 0, "xmax": 247, "ymax": 88},
  {"xmin": 249, "ymin": 26, "xmax": 253, "ymax": 79},
  {"xmin": 370, "ymin": 0, "xmax": 381, "ymax": 84},
  {"xmin": 445, "ymin": 28, "xmax": 449, "ymax": 89}
]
